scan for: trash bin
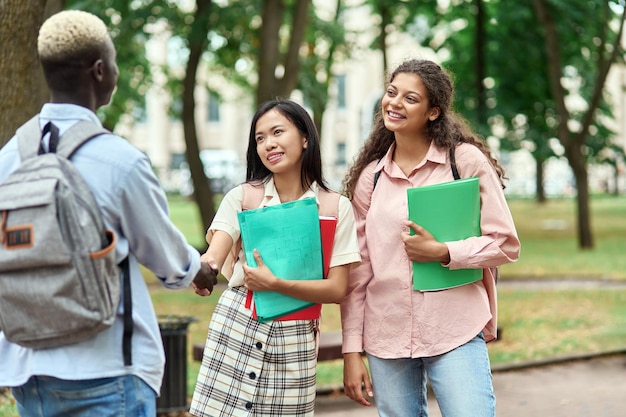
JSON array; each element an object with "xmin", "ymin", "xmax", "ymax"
[{"xmin": 157, "ymin": 315, "xmax": 197, "ymax": 415}]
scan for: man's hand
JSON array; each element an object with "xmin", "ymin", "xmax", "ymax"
[{"xmin": 192, "ymin": 262, "xmax": 218, "ymax": 296}]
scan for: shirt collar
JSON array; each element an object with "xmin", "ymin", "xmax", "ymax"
[
  {"xmin": 40, "ymin": 103, "xmax": 102, "ymax": 126},
  {"xmin": 377, "ymin": 141, "xmax": 448, "ymax": 178},
  {"xmin": 261, "ymin": 177, "xmax": 319, "ymax": 206}
]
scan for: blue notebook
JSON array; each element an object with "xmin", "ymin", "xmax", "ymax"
[
  {"xmin": 237, "ymin": 197, "xmax": 323, "ymax": 321},
  {"xmin": 407, "ymin": 177, "xmax": 482, "ymax": 291}
]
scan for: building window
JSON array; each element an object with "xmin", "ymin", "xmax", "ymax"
[
  {"xmin": 336, "ymin": 74, "xmax": 346, "ymax": 109},
  {"xmin": 131, "ymin": 104, "xmax": 147, "ymax": 123},
  {"xmin": 170, "ymin": 98, "xmax": 182, "ymax": 121},
  {"xmin": 208, "ymin": 92, "xmax": 220, "ymax": 122},
  {"xmin": 336, "ymin": 142, "xmax": 346, "ymax": 166}
]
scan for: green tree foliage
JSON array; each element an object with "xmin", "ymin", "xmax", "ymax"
[
  {"xmin": 363, "ymin": 0, "xmax": 437, "ymax": 79},
  {"xmin": 486, "ymin": 1, "xmax": 558, "ymax": 202}
]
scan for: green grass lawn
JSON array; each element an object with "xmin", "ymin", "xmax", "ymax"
[{"xmin": 501, "ymin": 196, "xmax": 626, "ymax": 280}]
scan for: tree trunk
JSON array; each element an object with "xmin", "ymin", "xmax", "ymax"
[
  {"xmin": 313, "ymin": 110, "xmax": 323, "ymax": 144},
  {"xmin": 378, "ymin": 4, "xmax": 390, "ymax": 86},
  {"xmin": 0, "ymin": 0, "xmax": 48, "ymax": 146},
  {"xmin": 256, "ymin": 0, "xmax": 310, "ymax": 106},
  {"xmin": 256, "ymin": 0, "xmax": 284, "ymax": 106},
  {"xmin": 567, "ymin": 147, "xmax": 593, "ymax": 249},
  {"xmin": 613, "ymin": 162, "xmax": 619, "ymax": 196},
  {"xmin": 474, "ymin": 0, "xmax": 487, "ymax": 128},
  {"xmin": 535, "ymin": 156, "xmax": 546, "ymax": 204},
  {"xmin": 183, "ymin": 0, "xmax": 215, "ymax": 238},
  {"xmin": 309, "ymin": 0, "xmax": 341, "ymax": 141},
  {"xmin": 532, "ymin": 0, "xmax": 593, "ymax": 248},
  {"xmin": 276, "ymin": 0, "xmax": 310, "ymax": 96}
]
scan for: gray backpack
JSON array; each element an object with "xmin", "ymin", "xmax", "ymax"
[{"xmin": 0, "ymin": 116, "xmax": 132, "ymax": 364}]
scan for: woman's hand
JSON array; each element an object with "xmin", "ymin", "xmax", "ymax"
[
  {"xmin": 242, "ymin": 249, "xmax": 279, "ymax": 292},
  {"xmin": 343, "ymin": 352, "xmax": 374, "ymax": 407},
  {"xmin": 401, "ymin": 220, "xmax": 450, "ymax": 263}
]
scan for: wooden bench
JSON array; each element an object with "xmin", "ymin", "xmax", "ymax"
[{"xmin": 193, "ymin": 330, "xmax": 346, "ymax": 363}]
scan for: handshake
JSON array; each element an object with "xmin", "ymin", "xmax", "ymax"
[{"xmin": 191, "ymin": 262, "xmax": 219, "ymax": 296}]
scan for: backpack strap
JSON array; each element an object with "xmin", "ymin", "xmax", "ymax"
[
  {"xmin": 16, "ymin": 116, "xmax": 44, "ymax": 161},
  {"xmin": 372, "ymin": 157, "xmax": 383, "ymax": 191},
  {"xmin": 241, "ymin": 182, "xmax": 265, "ymax": 211},
  {"xmin": 316, "ymin": 188, "xmax": 341, "ymax": 218},
  {"xmin": 450, "ymin": 146, "xmax": 460, "ymax": 180},
  {"xmin": 120, "ymin": 257, "xmax": 132, "ymax": 366},
  {"xmin": 55, "ymin": 120, "xmax": 110, "ymax": 159},
  {"xmin": 372, "ymin": 170, "xmax": 381, "ymax": 192}
]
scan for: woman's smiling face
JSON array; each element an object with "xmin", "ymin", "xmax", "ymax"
[
  {"xmin": 381, "ymin": 72, "xmax": 439, "ymax": 137},
  {"xmin": 254, "ymin": 109, "xmax": 308, "ymax": 175}
]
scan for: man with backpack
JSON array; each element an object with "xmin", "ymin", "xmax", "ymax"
[{"xmin": 0, "ymin": 10, "xmax": 217, "ymax": 416}]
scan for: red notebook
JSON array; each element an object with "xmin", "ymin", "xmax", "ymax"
[{"xmin": 245, "ymin": 216, "xmax": 337, "ymax": 320}]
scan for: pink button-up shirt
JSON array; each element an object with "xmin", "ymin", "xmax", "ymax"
[{"xmin": 341, "ymin": 142, "xmax": 520, "ymax": 358}]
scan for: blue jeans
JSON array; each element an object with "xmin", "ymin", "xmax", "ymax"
[
  {"xmin": 367, "ymin": 333, "xmax": 495, "ymax": 417},
  {"xmin": 11, "ymin": 374, "xmax": 156, "ymax": 417}
]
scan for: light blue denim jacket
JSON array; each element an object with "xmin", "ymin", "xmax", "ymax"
[{"xmin": 0, "ymin": 103, "xmax": 201, "ymax": 394}]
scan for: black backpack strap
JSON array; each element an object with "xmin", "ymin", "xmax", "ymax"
[
  {"xmin": 41, "ymin": 122, "xmax": 60, "ymax": 154},
  {"xmin": 450, "ymin": 146, "xmax": 460, "ymax": 180},
  {"xmin": 120, "ymin": 256, "xmax": 133, "ymax": 366},
  {"xmin": 373, "ymin": 170, "xmax": 381, "ymax": 191},
  {"xmin": 372, "ymin": 157, "xmax": 384, "ymax": 191}
]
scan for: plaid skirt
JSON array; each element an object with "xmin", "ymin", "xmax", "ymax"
[{"xmin": 190, "ymin": 286, "xmax": 318, "ymax": 417}]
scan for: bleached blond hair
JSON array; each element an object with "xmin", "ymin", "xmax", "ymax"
[{"xmin": 38, "ymin": 10, "xmax": 110, "ymax": 61}]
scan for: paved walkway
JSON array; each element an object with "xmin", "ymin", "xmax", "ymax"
[
  {"xmin": 315, "ymin": 279, "xmax": 626, "ymax": 416},
  {"xmin": 315, "ymin": 351, "xmax": 626, "ymax": 416}
]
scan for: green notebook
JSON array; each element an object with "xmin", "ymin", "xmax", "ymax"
[
  {"xmin": 237, "ymin": 197, "xmax": 323, "ymax": 321},
  {"xmin": 407, "ymin": 177, "xmax": 482, "ymax": 291}
]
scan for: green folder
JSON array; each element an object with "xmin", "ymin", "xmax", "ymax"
[
  {"xmin": 407, "ymin": 177, "xmax": 482, "ymax": 291},
  {"xmin": 237, "ymin": 197, "xmax": 323, "ymax": 321}
]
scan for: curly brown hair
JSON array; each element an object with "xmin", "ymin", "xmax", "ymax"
[{"xmin": 342, "ymin": 59, "xmax": 505, "ymax": 199}]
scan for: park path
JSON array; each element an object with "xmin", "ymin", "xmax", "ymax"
[{"xmin": 315, "ymin": 351, "xmax": 626, "ymax": 417}]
